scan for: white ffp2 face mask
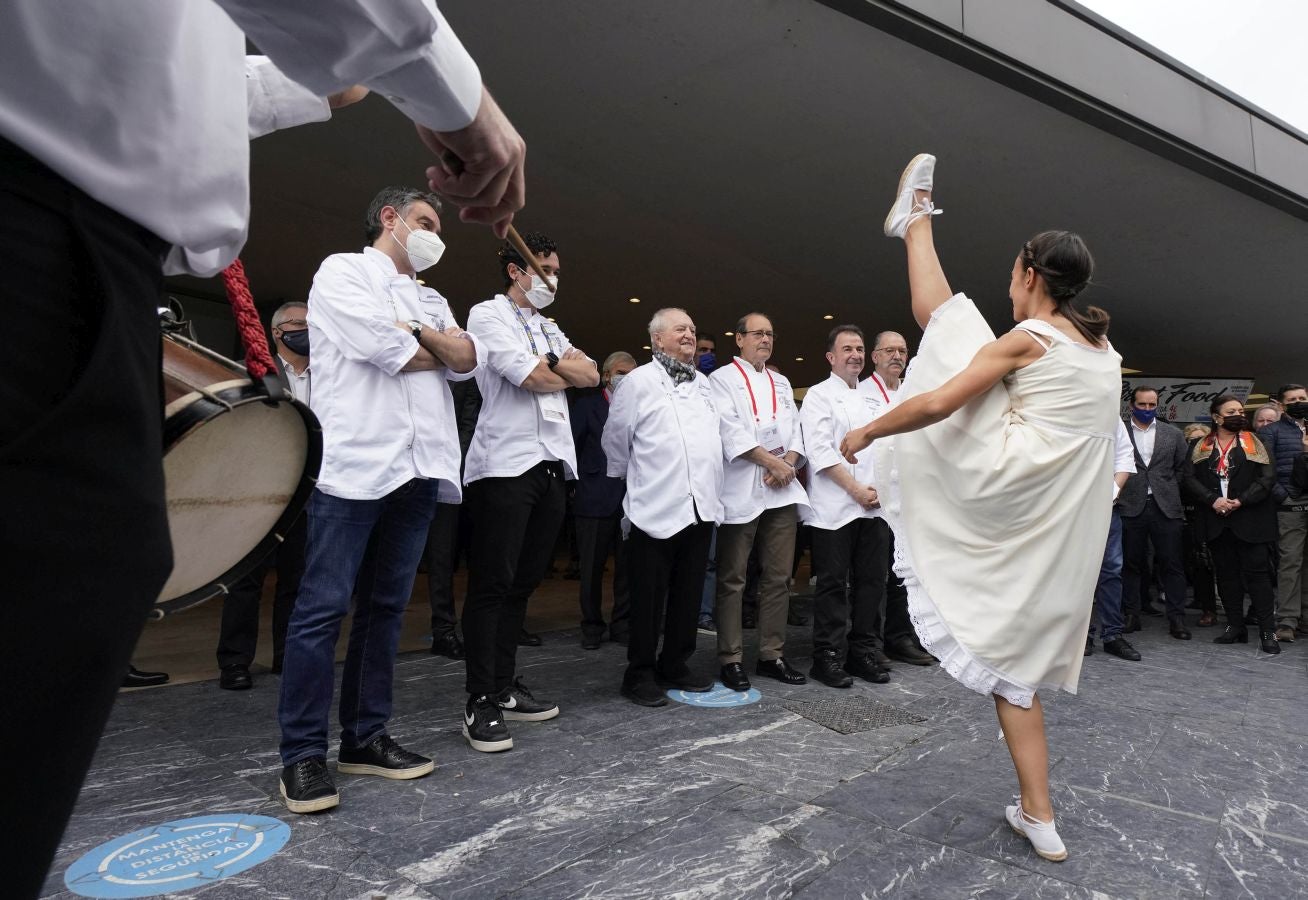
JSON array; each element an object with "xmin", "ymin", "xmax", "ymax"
[
  {"xmin": 393, "ymin": 217, "xmax": 445, "ymax": 271},
  {"xmin": 519, "ymin": 272, "xmax": 557, "ymax": 310}
]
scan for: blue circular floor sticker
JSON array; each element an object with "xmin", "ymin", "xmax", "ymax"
[
  {"xmin": 64, "ymin": 814, "xmax": 291, "ymax": 898},
  {"xmin": 667, "ymin": 681, "xmax": 762, "ymax": 707}
]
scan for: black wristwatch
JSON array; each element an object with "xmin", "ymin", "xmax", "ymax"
[
  {"xmin": 545, "ymin": 351, "xmax": 560, "ymax": 370},
  {"xmin": 406, "ymin": 319, "xmax": 423, "ymax": 341}
]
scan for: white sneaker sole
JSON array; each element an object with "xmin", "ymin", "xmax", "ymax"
[
  {"xmin": 500, "ymin": 706, "xmax": 559, "ymax": 722},
  {"xmin": 463, "ymin": 723, "xmax": 513, "ymax": 752},
  {"xmin": 1006, "ymin": 811, "xmax": 1068, "ymax": 862},
  {"xmin": 883, "ymin": 152, "xmax": 935, "ymax": 237},
  {"xmin": 336, "ymin": 759, "xmax": 434, "ymax": 780},
  {"xmin": 279, "ymin": 780, "xmax": 339, "ymax": 814}
]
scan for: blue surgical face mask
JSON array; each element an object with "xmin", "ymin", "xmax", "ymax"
[
  {"xmin": 1131, "ymin": 407, "xmax": 1157, "ymax": 425},
  {"xmin": 696, "ymin": 351, "xmax": 716, "ymax": 374}
]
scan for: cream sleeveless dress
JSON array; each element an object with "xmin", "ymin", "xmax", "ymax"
[{"xmin": 873, "ymin": 294, "xmax": 1120, "ymax": 708}]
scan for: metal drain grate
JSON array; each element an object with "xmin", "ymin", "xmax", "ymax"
[{"xmin": 782, "ymin": 697, "xmax": 927, "ymax": 734}]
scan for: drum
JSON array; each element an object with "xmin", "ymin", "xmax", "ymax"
[{"xmin": 155, "ymin": 332, "xmax": 322, "ymax": 615}]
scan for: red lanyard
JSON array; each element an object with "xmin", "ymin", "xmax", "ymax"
[
  {"xmin": 1216, "ymin": 435, "xmax": 1237, "ymax": 477},
  {"xmin": 867, "ymin": 373, "xmax": 891, "ymax": 404},
  {"xmin": 602, "ymin": 388, "xmax": 610, "ymax": 404},
  {"xmin": 732, "ymin": 359, "xmax": 777, "ymax": 422}
]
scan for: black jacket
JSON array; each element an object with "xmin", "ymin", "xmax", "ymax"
[
  {"xmin": 1183, "ymin": 435, "xmax": 1278, "ymax": 544},
  {"xmin": 1118, "ymin": 420, "xmax": 1188, "ymax": 519},
  {"xmin": 569, "ymin": 388, "xmax": 625, "ymax": 518}
]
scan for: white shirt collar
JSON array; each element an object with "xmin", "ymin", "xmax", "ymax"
[
  {"xmin": 362, "ymin": 245, "xmax": 407, "ymax": 279},
  {"xmin": 1131, "ymin": 417, "xmax": 1157, "ymax": 432},
  {"xmin": 827, "ymin": 371, "xmax": 858, "ymax": 390}
]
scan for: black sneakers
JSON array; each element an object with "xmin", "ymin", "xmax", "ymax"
[
  {"xmin": 464, "ymin": 694, "xmax": 513, "ymax": 752},
  {"xmin": 430, "ymin": 631, "xmax": 465, "ymax": 660},
  {"xmin": 810, "ymin": 650, "xmax": 853, "ymax": 688},
  {"xmin": 496, "ymin": 678, "xmax": 560, "ymax": 722},
  {"xmin": 846, "ymin": 653, "xmax": 892, "ymax": 684},
  {"xmin": 621, "ymin": 680, "xmax": 669, "ymax": 707},
  {"xmin": 1102, "ymin": 637, "xmax": 1141, "ymax": 661},
  {"xmin": 337, "ymin": 734, "xmax": 434, "ymax": 779},
  {"xmin": 280, "ymin": 757, "xmax": 339, "ymax": 814}
]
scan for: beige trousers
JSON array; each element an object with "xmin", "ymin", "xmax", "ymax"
[{"xmin": 715, "ymin": 504, "xmax": 798, "ymax": 664}]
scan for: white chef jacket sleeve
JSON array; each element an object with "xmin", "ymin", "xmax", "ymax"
[
  {"xmin": 783, "ymin": 381, "xmax": 806, "ymax": 468},
  {"xmin": 442, "ymin": 306, "xmax": 481, "ymax": 383},
  {"xmin": 1114, "ymin": 419, "xmax": 1137, "ymax": 475},
  {"xmin": 467, "ymin": 304, "xmax": 539, "ymax": 387},
  {"xmin": 215, "ymin": 0, "xmax": 482, "ymax": 132},
  {"xmin": 711, "ymin": 371, "xmax": 761, "ymax": 462},
  {"xmin": 245, "ymin": 56, "xmax": 331, "ymax": 139},
  {"xmin": 602, "ymin": 377, "xmax": 636, "ymax": 480},
  {"xmin": 800, "ymin": 389, "xmax": 842, "ymax": 473},
  {"xmin": 308, "ymin": 256, "xmax": 419, "ymax": 375}
]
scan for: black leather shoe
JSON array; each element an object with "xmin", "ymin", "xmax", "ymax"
[
  {"xmin": 846, "ymin": 653, "xmax": 891, "ymax": 684},
  {"xmin": 810, "ymin": 650, "xmax": 853, "ymax": 688},
  {"xmin": 1084, "ymin": 636, "xmax": 1094, "ymax": 657},
  {"xmin": 886, "ymin": 636, "xmax": 935, "ymax": 666},
  {"xmin": 657, "ymin": 669, "xmax": 714, "ymax": 692},
  {"xmin": 122, "ymin": 665, "xmax": 169, "ymax": 688},
  {"xmin": 1168, "ymin": 618, "xmax": 1192, "ymax": 641},
  {"xmin": 755, "ymin": 658, "xmax": 806, "ymax": 685},
  {"xmin": 338, "ymin": 734, "xmax": 434, "ymax": 779},
  {"xmin": 430, "ymin": 631, "xmax": 465, "ymax": 660},
  {"xmin": 219, "ymin": 664, "xmax": 253, "ymax": 691},
  {"xmin": 1214, "ymin": 626, "xmax": 1248, "ymax": 644},
  {"xmin": 280, "ymin": 757, "xmax": 339, "ymax": 814},
  {"xmin": 581, "ymin": 633, "xmax": 602, "ymax": 650},
  {"xmin": 787, "ymin": 608, "xmax": 810, "ymax": 626},
  {"xmin": 1102, "ymin": 638, "xmax": 1141, "ymax": 661},
  {"xmin": 721, "ymin": 663, "xmax": 751, "ymax": 692},
  {"xmin": 1260, "ymin": 630, "xmax": 1282, "ymax": 655},
  {"xmin": 622, "ymin": 681, "xmax": 669, "ymax": 707},
  {"xmin": 1123, "ymin": 613, "xmax": 1142, "ymax": 634},
  {"xmin": 518, "ymin": 629, "xmax": 543, "ymax": 647}
]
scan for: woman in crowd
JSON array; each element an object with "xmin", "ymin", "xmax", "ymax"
[
  {"xmin": 841, "ymin": 154, "xmax": 1119, "ymax": 862},
  {"xmin": 1183, "ymin": 395, "xmax": 1280, "ymax": 653}
]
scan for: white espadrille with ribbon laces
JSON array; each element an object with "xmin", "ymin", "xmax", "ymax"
[
  {"xmin": 1005, "ymin": 799, "xmax": 1068, "ymax": 861},
  {"xmin": 883, "ymin": 153, "xmax": 943, "ymax": 238}
]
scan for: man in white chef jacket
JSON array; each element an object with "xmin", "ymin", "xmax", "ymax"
[
  {"xmin": 460, "ymin": 232, "xmax": 598, "ymax": 752},
  {"xmin": 710, "ymin": 313, "xmax": 809, "ymax": 692},
  {"xmin": 603, "ymin": 308, "xmax": 724, "ymax": 707},
  {"xmin": 799, "ymin": 326, "xmax": 894, "ymax": 689}
]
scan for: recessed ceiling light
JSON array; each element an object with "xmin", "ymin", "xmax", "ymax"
[
  {"xmin": 629, "ymin": 297, "xmax": 640, "ymax": 303},
  {"xmin": 724, "ymin": 331, "xmax": 734, "ymax": 336},
  {"xmin": 642, "ymin": 344, "xmax": 651, "ymax": 350},
  {"xmin": 822, "ymin": 314, "xmax": 833, "ymax": 320}
]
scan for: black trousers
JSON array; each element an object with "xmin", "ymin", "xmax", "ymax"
[
  {"xmin": 1, "ymin": 138, "xmax": 173, "ymax": 899},
  {"xmin": 881, "ymin": 528, "xmax": 914, "ymax": 644},
  {"xmin": 576, "ymin": 513, "xmax": 630, "ymax": 639},
  {"xmin": 1209, "ymin": 532, "xmax": 1276, "ymax": 630},
  {"xmin": 217, "ymin": 512, "xmax": 306, "ymax": 670},
  {"xmin": 463, "ymin": 462, "xmax": 566, "ymax": 695},
  {"xmin": 1122, "ymin": 499, "xmax": 1189, "ymax": 620},
  {"xmin": 625, "ymin": 521, "xmax": 714, "ymax": 685},
  {"xmin": 424, "ymin": 501, "xmax": 462, "ymax": 637},
  {"xmin": 1182, "ymin": 518, "xmax": 1218, "ymax": 614},
  {"xmin": 810, "ymin": 517, "xmax": 888, "ymax": 656}
]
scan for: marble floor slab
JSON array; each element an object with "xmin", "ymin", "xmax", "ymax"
[{"xmin": 40, "ymin": 618, "xmax": 1308, "ymax": 899}]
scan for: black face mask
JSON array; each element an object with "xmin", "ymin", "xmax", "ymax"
[
  {"xmin": 279, "ymin": 328, "xmax": 310, "ymax": 357},
  {"xmin": 1286, "ymin": 401, "xmax": 1308, "ymax": 420},
  {"xmin": 1222, "ymin": 414, "xmax": 1249, "ymax": 432}
]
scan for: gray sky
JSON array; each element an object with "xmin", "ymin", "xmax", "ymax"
[{"xmin": 1078, "ymin": 0, "xmax": 1308, "ymax": 133}]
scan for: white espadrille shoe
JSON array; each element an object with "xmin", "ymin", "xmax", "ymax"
[
  {"xmin": 883, "ymin": 153, "xmax": 942, "ymax": 238},
  {"xmin": 1005, "ymin": 802, "xmax": 1068, "ymax": 861}
]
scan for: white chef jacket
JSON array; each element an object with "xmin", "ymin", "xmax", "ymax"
[
  {"xmin": 858, "ymin": 372, "xmax": 901, "ymax": 412},
  {"xmin": 0, "ymin": 0, "xmax": 481, "ymax": 276},
  {"xmin": 1112, "ymin": 419, "xmax": 1137, "ymax": 502},
  {"xmin": 463, "ymin": 295, "xmax": 580, "ymax": 483},
  {"xmin": 800, "ymin": 373, "xmax": 886, "ymax": 530},
  {"xmin": 710, "ymin": 358, "xmax": 808, "ymax": 525},
  {"xmin": 307, "ymin": 246, "xmax": 475, "ymax": 502},
  {"xmin": 603, "ymin": 362, "xmax": 725, "ymax": 539}
]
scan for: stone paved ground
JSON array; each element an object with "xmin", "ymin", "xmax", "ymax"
[{"xmin": 42, "ymin": 610, "xmax": 1308, "ymax": 899}]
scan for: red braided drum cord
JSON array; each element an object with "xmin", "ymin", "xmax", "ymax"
[{"xmin": 220, "ymin": 258, "xmax": 277, "ymax": 379}]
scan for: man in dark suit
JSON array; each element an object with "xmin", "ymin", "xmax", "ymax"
[
  {"xmin": 1118, "ymin": 386, "xmax": 1192, "ymax": 639},
  {"xmin": 570, "ymin": 351, "xmax": 637, "ymax": 649}
]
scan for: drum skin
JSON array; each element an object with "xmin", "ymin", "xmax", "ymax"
[{"xmin": 156, "ymin": 335, "xmax": 322, "ymax": 615}]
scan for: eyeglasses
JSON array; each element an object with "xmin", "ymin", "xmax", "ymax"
[
  {"xmin": 277, "ymin": 319, "xmax": 308, "ymax": 328},
  {"xmin": 739, "ymin": 330, "xmax": 775, "ymax": 339}
]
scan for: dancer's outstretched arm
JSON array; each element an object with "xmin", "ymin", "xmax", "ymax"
[{"xmin": 839, "ymin": 330, "xmax": 1043, "ymax": 462}]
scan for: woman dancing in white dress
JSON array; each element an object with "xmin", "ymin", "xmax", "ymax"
[{"xmin": 841, "ymin": 154, "xmax": 1120, "ymax": 861}]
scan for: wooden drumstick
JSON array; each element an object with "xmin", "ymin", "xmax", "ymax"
[
  {"xmin": 506, "ymin": 224, "xmax": 556, "ymax": 293},
  {"xmin": 437, "ymin": 149, "xmax": 554, "ymax": 294}
]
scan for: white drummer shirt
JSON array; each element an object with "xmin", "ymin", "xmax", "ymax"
[
  {"xmin": 710, "ymin": 358, "xmax": 809, "ymax": 525},
  {"xmin": 800, "ymin": 372, "xmax": 886, "ymax": 530},
  {"xmin": 463, "ymin": 295, "xmax": 580, "ymax": 483},
  {"xmin": 307, "ymin": 246, "xmax": 476, "ymax": 503},
  {"xmin": 603, "ymin": 361, "xmax": 725, "ymax": 539}
]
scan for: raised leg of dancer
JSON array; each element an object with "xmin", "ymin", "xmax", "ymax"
[{"xmin": 903, "ymin": 190, "xmax": 953, "ymax": 329}]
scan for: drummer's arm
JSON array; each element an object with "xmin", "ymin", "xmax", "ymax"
[{"xmin": 840, "ymin": 332, "xmax": 1039, "ymax": 462}]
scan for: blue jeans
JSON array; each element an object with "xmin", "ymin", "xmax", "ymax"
[
  {"xmin": 1092, "ymin": 508, "xmax": 1125, "ymax": 642},
  {"xmin": 699, "ymin": 527, "xmax": 717, "ymax": 618},
  {"xmin": 278, "ymin": 479, "xmax": 438, "ymax": 766}
]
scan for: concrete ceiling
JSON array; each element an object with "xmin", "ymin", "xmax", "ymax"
[{"xmin": 174, "ymin": 0, "xmax": 1308, "ymax": 391}]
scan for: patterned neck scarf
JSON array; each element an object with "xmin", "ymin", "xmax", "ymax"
[{"xmin": 653, "ymin": 349, "xmax": 697, "ymax": 386}]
